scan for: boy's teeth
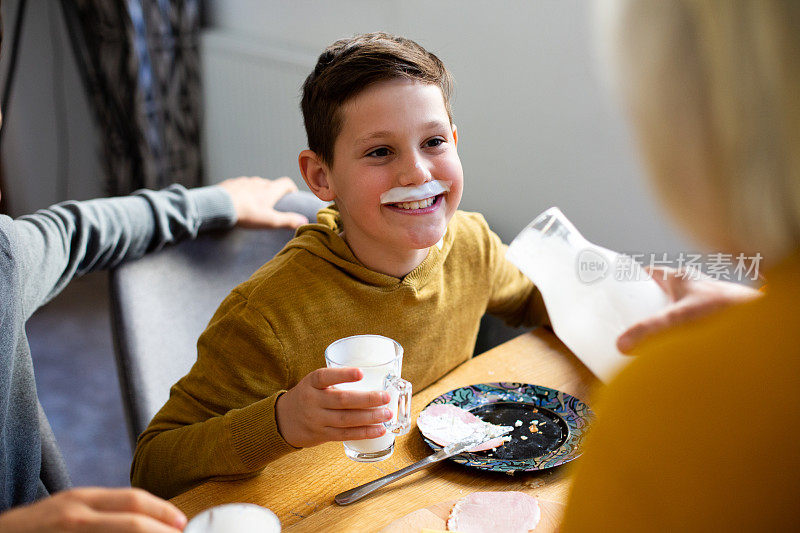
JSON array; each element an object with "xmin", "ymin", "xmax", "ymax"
[{"xmin": 395, "ymin": 196, "xmax": 435, "ymax": 210}]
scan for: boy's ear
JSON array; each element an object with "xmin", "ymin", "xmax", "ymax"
[
  {"xmin": 298, "ymin": 150, "xmax": 336, "ymax": 202},
  {"xmin": 452, "ymin": 124, "xmax": 458, "ymax": 147}
]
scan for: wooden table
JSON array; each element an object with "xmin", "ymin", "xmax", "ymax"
[{"xmin": 171, "ymin": 330, "xmax": 598, "ymax": 531}]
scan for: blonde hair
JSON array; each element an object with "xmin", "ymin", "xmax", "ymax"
[{"xmin": 598, "ymin": 0, "xmax": 800, "ymax": 261}]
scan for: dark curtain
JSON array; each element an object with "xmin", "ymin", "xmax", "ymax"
[{"xmin": 60, "ymin": 0, "xmax": 202, "ymax": 195}]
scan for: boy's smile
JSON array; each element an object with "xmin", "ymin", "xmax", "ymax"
[
  {"xmin": 379, "ymin": 179, "xmax": 451, "ymax": 213},
  {"xmin": 300, "ymin": 79, "xmax": 464, "ymax": 277}
]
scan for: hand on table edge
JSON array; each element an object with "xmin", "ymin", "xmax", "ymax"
[
  {"xmin": 0, "ymin": 487, "xmax": 186, "ymax": 533},
  {"xmin": 616, "ymin": 266, "xmax": 761, "ymax": 353}
]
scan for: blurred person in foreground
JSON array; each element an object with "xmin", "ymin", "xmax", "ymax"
[
  {"xmin": 562, "ymin": 0, "xmax": 800, "ymax": 530},
  {"xmin": 0, "ymin": 4, "xmax": 308, "ymax": 530}
]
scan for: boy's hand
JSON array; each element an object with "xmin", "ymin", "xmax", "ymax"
[
  {"xmin": 275, "ymin": 367, "xmax": 393, "ymax": 448},
  {"xmin": 218, "ymin": 176, "xmax": 309, "ymax": 229},
  {"xmin": 616, "ymin": 266, "xmax": 761, "ymax": 353}
]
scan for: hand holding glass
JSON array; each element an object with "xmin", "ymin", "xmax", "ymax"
[{"xmin": 325, "ymin": 335, "xmax": 412, "ymax": 462}]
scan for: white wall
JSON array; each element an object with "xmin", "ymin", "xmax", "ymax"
[
  {"xmin": 0, "ymin": 0, "xmax": 103, "ymax": 216},
  {"xmin": 206, "ymin": 0, "xmax": 689, "ymax": 253},
  {"xmin": 0, "ymin": 0, "xmax": 689, "ymax": 254}
]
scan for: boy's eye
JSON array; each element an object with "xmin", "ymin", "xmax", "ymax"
[
  {"xmin": 366, "ymin": 147, "xmax": 391, "ymax": 158},
  {"xmin": 425, "ymin": 138, "xmax": 445, "ymax": 148}
]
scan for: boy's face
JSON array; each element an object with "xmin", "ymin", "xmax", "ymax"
[{"xmin": 320, "ymin": 79, "xmax": 463, "ymax": 264}]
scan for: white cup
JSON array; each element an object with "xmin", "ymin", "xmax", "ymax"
[
  {"xmin": 325, "ymin": 335, "xmax": 412, "ymax": 462},
  {"xmin": 183, "ymin": 503, "xmax": 281, "ymax": 533}
]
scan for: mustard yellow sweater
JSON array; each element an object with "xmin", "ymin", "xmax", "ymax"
[
  {"xmin": 131, "ymin": 208, "xmax": 546, "ymax": 498},
  {"xmin": 562, "ymin": 249, "xmax": 800, "ymax": 531}
]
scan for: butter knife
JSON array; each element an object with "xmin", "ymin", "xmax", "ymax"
[{"xmin": 334, "ymin": 428, "xmax": 511, "ymax": 505}]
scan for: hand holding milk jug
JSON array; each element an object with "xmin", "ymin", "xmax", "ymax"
[{"xmin": 507, "ymin": 207, "xmax": 669, "ymax": 381}]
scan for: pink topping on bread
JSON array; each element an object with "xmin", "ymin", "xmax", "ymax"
[{"xmin": 417, "ymin": 404, "xmax": 511, "ymax": 452}]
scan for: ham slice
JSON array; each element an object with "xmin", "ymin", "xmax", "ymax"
[
  {"xmin": 447, "ymin": 491, "xmax": 541, "ymax": 532},
  {"xmin": 416, "ymin": 404, "xmax": 511, "ymax": 452}
]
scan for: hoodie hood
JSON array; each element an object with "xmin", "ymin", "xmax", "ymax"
[{"xmin": 283, "ymin": 205, "xmax": 453, "ymax": 289}]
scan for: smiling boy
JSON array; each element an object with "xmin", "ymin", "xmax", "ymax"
[
  {"xmin": 298, "ymin": 77, "xmax": 463, "ymax": 277},
  {"xmin": 132, "ymin": 32, "xmax": 547, "ymax": 499}
]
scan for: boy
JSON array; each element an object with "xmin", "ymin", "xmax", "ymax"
[{"xmin": 131, "ymin": 32, "xmax": 547, "ymax": 499}]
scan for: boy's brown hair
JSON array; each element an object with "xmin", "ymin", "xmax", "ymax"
[{"xmin": 301, "ymin": 32, "xmax": 454, "ymax": 166}]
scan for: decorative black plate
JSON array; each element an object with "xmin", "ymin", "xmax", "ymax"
[{"xmin": 420, "ymin": 383, "xmax": 593, "ymax": 473}]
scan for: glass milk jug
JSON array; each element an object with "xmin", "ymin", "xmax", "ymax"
[{"xmin": 506, "ymin": 207, "xmax": 669, "ymax": 381}]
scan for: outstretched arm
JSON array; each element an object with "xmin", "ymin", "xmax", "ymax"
[
  {"xmin": 6, "ymin": 176, "xmax": 306, "ymax": 319},
  {"xmin": 8, "ymin": 184, "xmax": 235, "ymax": 318}
]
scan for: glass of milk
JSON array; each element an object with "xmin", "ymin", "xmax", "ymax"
[
  {"xmin": 183, "ymin": 504, "xmax": 280, "ymax": 533},
  {"xmin": 325, "ymin": 335, "xmax": 412, "ymax": 462}
]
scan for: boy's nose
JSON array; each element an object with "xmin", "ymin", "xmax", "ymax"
[{"xmin": 398, "ymin": 156, "xmax": 432, "ymax": 186}]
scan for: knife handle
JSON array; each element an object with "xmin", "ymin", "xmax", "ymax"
[{"xmin": 334, "ymin": 452, "xmax": 444, "ymax": 505}]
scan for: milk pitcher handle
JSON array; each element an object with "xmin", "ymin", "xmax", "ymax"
[{"xmin": 383, "ymin": 376, "xmax": 412, "ymax": 435}]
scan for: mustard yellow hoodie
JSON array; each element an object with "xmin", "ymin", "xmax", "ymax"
[{"xmin": 131, "ymin": 207, "xmax": 546, "ymax": 498}]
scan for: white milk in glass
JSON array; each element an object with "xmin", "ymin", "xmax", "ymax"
[
  {"xmin": 183, "ymin": 504, "xmax": 280, "ymax": 533},
  {"xmin": 325, "ymin": 335, "xmax": 411, "ymax": 462},
  {"xmin": 336, "ymin": 368, "xmax": 397, "ymax": 455}
]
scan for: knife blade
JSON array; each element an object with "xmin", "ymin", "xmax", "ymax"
[{"xmin": 334, "ymin": 426, "xmax": 513, "ymax": 506}]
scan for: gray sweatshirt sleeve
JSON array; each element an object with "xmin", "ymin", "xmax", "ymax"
[{"xmin": 7, "ymin": 184, "xmax": 236, "ymax": 319}]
